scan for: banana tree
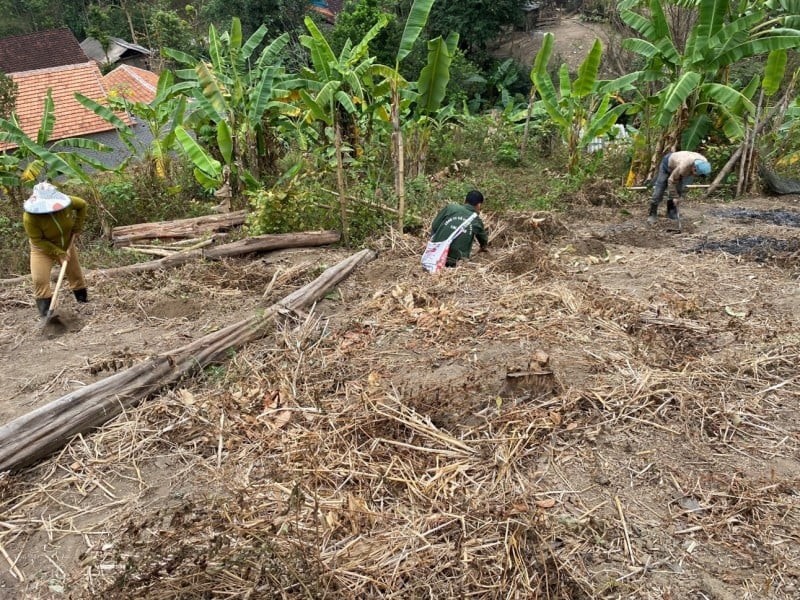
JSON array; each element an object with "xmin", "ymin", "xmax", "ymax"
[
  {"xmin": 85, "ymin": 70, "xmax": 188, "ymax": 180},
  {"xmin": 298, "ymin": 14, "xmax": 389, "ymax": 245},
  {"xmin": 619, "ymin": 0, "xmax": 800, "ymax": 180},
  {"xmin": 165, "ymin": 18, "xmax": 294, "ymax": 197},
  {"xmin": 737, "ymin": 49, "xmax": 788, "ymax": 193},
  {"xmin": 531, "ymin": 33, "xmax": 635, "ymax": 172},
  {"xmin": 386, "ymin": 0, "xmax": 437, "ymax": 229},
  {"xmin": 0, "ymin": 90, "xmax": 115, "ymax": 184},
  {"xmin": 402, "ymin": 32, "xmax": 460, "ymax": 178}
]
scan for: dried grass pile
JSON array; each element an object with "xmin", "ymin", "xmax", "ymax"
[{"xmin": 1, "ymin": 212, "xmax": 799, "ymax": 599}]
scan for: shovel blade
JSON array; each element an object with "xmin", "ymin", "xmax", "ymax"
[{"xmin": 40, "ymin": 310, "xmax": 66, "ymax": 331}]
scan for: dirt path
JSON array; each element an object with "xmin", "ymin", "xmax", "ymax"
[{"xmin": 1, "ymin": 195, "xmax": 799, "ymax": 598}]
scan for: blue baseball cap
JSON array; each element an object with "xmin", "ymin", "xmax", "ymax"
[{"xmin": 694, "ymin": 159, "xmax": 711, "ymax": 176}]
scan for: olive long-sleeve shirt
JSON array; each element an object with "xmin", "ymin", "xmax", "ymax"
[
  {"xmin": 430, "ymin": 203, "xmax": 488, "ymax": 265},
  {"xmin": 23, "ymin": 196, "xmax": 87, "ymax": 259}
]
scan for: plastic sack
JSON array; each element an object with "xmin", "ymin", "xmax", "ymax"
[
  {"xmin": 421, "ymin": 212, "xmax": 478, "ymax": 273},
  {"xmin": 421, "ymin": 240, "xmax": 451, "ymax": 273}
]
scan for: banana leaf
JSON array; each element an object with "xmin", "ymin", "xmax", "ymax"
[
  {"xmin": 154, "ymin": 70, "xmax": 175, "ymax": 104},
  {"xmin": 36, "ymin": 90, "xmax": 55, "ymax": 147},
  {"xmin": 701, "ymin": 82, "xmax": 754, "ymax": 114},
  {"xmin": 716, "ymin": 31, "xmax": 800, "ymax": 65},
  {"xmin": 416, "ymin": 33, "xmax": 458, "ymax": 115},
  {"xmin": 397, "ymin": 0, "xmax": 434, "ymax": 64},
  {"xmin": 50, "ymin": 137, "xmax": 112, "ymax": 153},
  {"xmin": 208, "ymin": 24, "xmax": 223, "ymax": 73},
  {"xmin": 193, "ymin": 167, "xmax": 220, "ymax": 190},
  {"xmin": 18, "ymin": 138, "xmax": 83, "ymax": 180},
  {"xmin": 175, "ymin": 126, "xmax": 221, "ymax": 181},
  {"xmin": 248, "ymin": 70, "xmax": 278, "ymax": 124},
  {"xmin": 680, "ymin": 114, "xmax": 712, "ymax": 149},
  {"xmin": 302, "ymin": 17, "xmax": 335, "ymax": 79},
  {"xmin": 597, "ymin": 72, "xmax": 641, "ymax": 95},
  {"xmin": 196, "ymin": 62, "xmax": 229, "ymax": 121},
  {"xmin": 298, "ymin": 90, "xmax": 332, "ymax": 125},
  {"xmin": 658, "ymin": 72, "xmax": 702, "ymax": 127},
  {"xmin": 558, "ymin": 65, "xmax": 572, "ymax": 101},
  {"xmin": 256, "ymin": 33, "xmax": 290, "ymax": 71},
  {"xmin": 217, "ymin": 120, "xmax": 233, "ymax": 165},
  {"xmin": 574, "ymin": 39, "xmax": 602, "ymax": 98},
  {"xmin": 622, "ymin": 38, "xmax": 660, "ymax": 60},
  {"xmin": 162, "ymin": 47, "xmax": 197, "ymax": 67},
  {"xmin": 762, "ymin": 49, "xmax": 787, "ymax": 96},
  {"xmin": 74, "ymin": 93, "xmax": 136, "ymax": 152},
  {"xmin": 582, "ymin": 103, "xmax": 628, "ymax": 144},
  {"xmin": 619, "ymin": 9, "xmax": 656, "ymax": 39},
  {"xmin": 334, "ymin": 90, "xmax": 357, "ymax": 115},
  {"xmin": 228, "ymin": 17, "xmax": 243, "ymax": 65},
  {"xmin": 350, "ymin": 14, "xmax": 389, "ymax": 64},
  {"xmin": 716, "ymin": 103, "xmax": 746, "ymax": 140}
]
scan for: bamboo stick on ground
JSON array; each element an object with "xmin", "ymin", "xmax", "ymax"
[
  {"xmin": 0, "ymin": 230, "xmax": 341, "ymax": 286},
  {"xmin": 0, "ymin": 248, "xmax": 376, "ymax": 472}
]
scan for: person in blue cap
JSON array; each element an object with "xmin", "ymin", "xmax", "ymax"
[{"xmin": 648, "ymin": 151, "xmax": 712, "ymax": 224}]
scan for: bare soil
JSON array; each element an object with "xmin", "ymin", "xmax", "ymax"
[
  {"xmin": 492, "ymin": 15, "xmax": 618, "ymax": 76},
  {"xmin": 1, "ymin": 194, "xmax": 799, "ymax": 599}
]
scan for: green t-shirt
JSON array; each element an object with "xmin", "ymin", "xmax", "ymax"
[{"xmin": 430, "ymin": 203, "xmax": 488, "ymax": 265}]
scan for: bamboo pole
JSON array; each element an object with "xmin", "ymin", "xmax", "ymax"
[
  {"xmin": 0, "ymin": 249, "xmax": 376, "ymax": 472},
  {"xmin": 704, "ymin": 81, "xmax": 796, "ymax": 198},
  {"xmin": 0, "ymin": 230, "xmax": 340, "ymax": 286}
]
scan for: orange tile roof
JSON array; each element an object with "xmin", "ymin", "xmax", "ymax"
[
  {"xmin": 1, "ymin": 62, "xmax": 129, "ymax": 152},
  {"xmin": 102, "ymin": 64, "xmax": 159, "ymax": 105}
]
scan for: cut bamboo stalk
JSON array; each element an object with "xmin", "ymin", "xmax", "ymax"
[
  {"xmin": 0, "ymin": 248, "xmax": 376, "ymax": 472},
  {"xmin": 121, "ymin": 247, "xmax": 176, "ymax": 257},
  {"xmin": 0, "ymin": 230, "xmax": 340, "ymax": 286}
]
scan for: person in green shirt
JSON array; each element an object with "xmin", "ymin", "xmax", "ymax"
[
  {"xmin": 429, "ymin": 190, "xmax": 489, "ymax": 267},
  {"xmin": 22, "ymin": 182, "xmax": 89, "ymax": 317}
]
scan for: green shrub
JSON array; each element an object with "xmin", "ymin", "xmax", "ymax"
[
  {"xmin": 246, "ymin": 184, "xmax": 335, "ymax": 236},
  {"xmin": 495, "ymin": 141, "xmax": 521, "ymax": 166},
  {"xmin": 0, "ymin": 205, "xmax": 27, "ymax": 276}
]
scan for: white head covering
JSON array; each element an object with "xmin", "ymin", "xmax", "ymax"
[{"xmin": 23, "ymin": 182, "xmax": 72, "ymax": 214}]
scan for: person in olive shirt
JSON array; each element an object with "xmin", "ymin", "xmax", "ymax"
[
  {"xmin": 22, "ymin": 182, "xmax": 89, "ymax": 317},
  {"xmin": 429, "ymin": 190, "xmax": 489, "ymax": 267}
]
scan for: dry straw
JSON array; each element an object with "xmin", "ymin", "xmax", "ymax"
[{"xmin": 1, "ymin": 212, "xmax": 799, "ymax": 599}]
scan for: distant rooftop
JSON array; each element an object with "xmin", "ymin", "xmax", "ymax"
[
  {"xmin": 1, "ymin": 62, "xmax": 130, "ymax": 152},
  {"xmin": 0, "ymin": 28, "xmax": 88, "ymax": 74},
  {"xmin": 310, "ymin": 0, "xmax": 344, "ymax": 22},
  {"xmin": 81, "ymin": 37, "xmax": 152, "ymax": 67},
  {"xmin": 103, "ymin": 64, "xmax": 159, "ymax": 105}
]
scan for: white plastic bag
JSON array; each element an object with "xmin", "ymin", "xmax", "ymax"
[
  {"xmin": 421, "ymin": 240, "xmax": 451, "ymax": 273},
  {"xmin": 421, "ymin": 213, "xmax": 478, "ymax": 273}
]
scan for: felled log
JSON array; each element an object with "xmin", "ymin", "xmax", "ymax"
[
  {"xmin": 0, "ymin": 230, "xmax": 340, "ymax": 286},
  {"xmin": 0, "ymin": 248, "xmax": 376, "ymax": 472},
  {"xmin": 111, "ymin": 210, "xmax": 247, "ymax": 246}
]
